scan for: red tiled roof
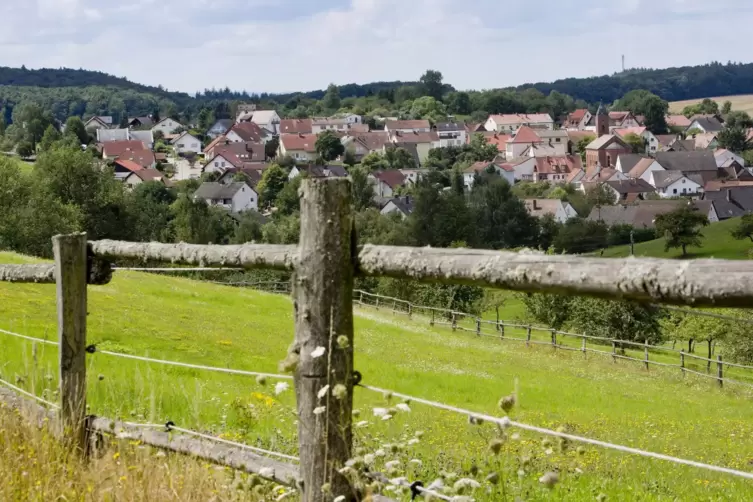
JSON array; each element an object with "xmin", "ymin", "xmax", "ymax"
[
  {"xmin": 203, "ymin": 135, "xmax": 227, "ymax": 154},
  {"xmin": 280, "ymin": 133, "xmax": 318, "ymax": 152},
  {"xmin": 479, "ymin": 132, "xmax": 512, "ymax": 151},
  {"xmin": 385, "ymin": 119, "xmax": 431, "ymax": 130},
  {"xmin": 666, "ymin": 115, "xmax": 692, "ymax": 128},
  {"xmin": 372, "ymin": 170, "xmax": 406, "ymax": 188},
  {"xmin": 509, "ymin": 126, "xmax": 542, "ymax": 144},
  {"xmin": 119, "ymin": 149, "xmax": 155, "ymax": 169},
  {"xmin": 533, "ymin": 155, "xmax": 582, "ymax": 175},
  {"xmin": 215, "ymin": 142, "xmax": 266, "ymax": 163},
  {"xmin": 569, "ymin": 109, "xmax": 588, "ymax": 121},
  {"xmin": 102, "ymin": 140, "xmax": 147, "ymax": 157},
  {"xmin": 129, "ymin": 169, "xmax": 164, "ymax": 182},
  {"xmin": 613, "ymin": 126, "xmax": 647, "ymax": 138},
  {"xmin": 228, "ymin": 122, "xmax": 266, "ymax": 142},
  {"xmin": 350, "ymin": 131, "xmax": 390, "ymax": 151},
  {"xmin": 390, "ymin": 130, "xmax": 438, "ymax": 143},
  {"xmin": 114, "ymin": 159, "xmax": 144, "ymax": 172},
  {"xmin": 279, "ymin": 119, "xmax": 313, "ymax": 135}
]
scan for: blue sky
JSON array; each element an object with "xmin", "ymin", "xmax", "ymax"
[{"xmin": 2, "ymin": 0, "xmax": 752, "ymax": 94}]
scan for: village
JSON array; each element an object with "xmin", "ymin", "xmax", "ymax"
[{"xmin": 79, "ymin": 101, "xmax": 752, "ymax": 231}]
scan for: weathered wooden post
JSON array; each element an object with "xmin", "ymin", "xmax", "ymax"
[
  {"xmin": 407, "ymin": 303, "xmax": 412, "ymax": 318},
  {"xmin": 451, "ymin": 313, "xmax": 457, "ymax": 331},
  {"xmin": 551, "ymin": 329, "xmax": 557, "ymax": 350},
  {"xmin": 430, "ymin": 309, "xmax": 435, "ymax": 326},
  {"xmin": 680, "ymin": 350, "xmax": 685, "ymax": 376},
  {"xmin": 717, "ymin": 355, "xmax": 723, "ymax": 388},
  {"xmin": 499, "ymin": 322, "xmax": 505, "ymax": 340},
  {"xmin": 392, "ymin": 299, "xmax": 397, "ymax": 314},
  {"xmin": 644, "ymin": 340, "xmax": 649, "ymax": 371},
  {"xmin": 611, "ymin": 341, "xmax": 617, "ymax": 363},
  {"xmin": 375, "ymin": 296, "xmax": 379, "ymax": 310},
  {"xmin": 526, "ymin": 325, "xmax": 531, "ymax": 347},
  {"xmin": 53, "ymin": 233, "xmax": 89, "ymax": 455},
  {"xmin": 581, "ymin": 336, "xmax": 586, "ymax": 356},
  {"xmin": 293, "ymin": 179, "xmax": 355, "ymax": 502},
  {"xmin": 475, "ymin": 318, "xmax": 481, "ymax": 336},
  {"xmin": 358, "ymin": 291, "xmax": 363, "ymax": 305}
]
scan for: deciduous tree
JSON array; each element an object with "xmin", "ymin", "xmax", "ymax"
[
  {"xmin": 314, "ymin": 130, "xmax": 345, "ymax": 161},
  {"xmin": 654, "ymin": 205, "xmax": 709, "ymax": 256}
]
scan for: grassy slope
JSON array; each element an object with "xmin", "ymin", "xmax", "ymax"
[
  {"xmin": 601, "ymin": 217, "xmax": 751, "ymax": 259},
  {"xmin": 669, "ymin": 94, "xmax": 753, "ymax": 115},
  {"xmin": 1, "ymin": 252, "xmax": 753, "ymax": 500}
]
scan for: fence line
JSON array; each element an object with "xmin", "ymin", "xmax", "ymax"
[
  {"xmin": 0, "ymin": 375, "xmax": 59, "ymax": 409},
  {"xmin": 356, "ymin": 383, "xmax": 753, "ymax": 481},
  {"xmin": 0, "ymin": 327, "xmax": 56, "ymax": 346},
  {"xmin": 167, "ymin": 425, "xmax": 300, "ymax": 462}
]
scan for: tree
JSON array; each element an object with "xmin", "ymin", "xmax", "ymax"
[
  {"xmin": 654, "ymin": 205, "xmax": 710, "ymax": 256},
  {"xmin": 232, "ymin": 212, "xmax": 264, "ymax": 243},
  {"xmin": 538, "ymin": 213, "xmax": 561, "ymax": 250},
  {"xmin": 125, "ymin": 181, "xmax": 175, "ymax": 242},
  {"xmin": 16, "ymin": 140, "xmax": 34, "ymax": 158},
  {"xmin": 521, "ymin": 293, "xmax": 573, "ymax": 330},
  {"xmin": 575, "ymin": 135, "xmax": 596, "ymax": 162},
  {"xmin": 314, "ymin": 130, "xmax": 345, "ymax": 161},
  {"xmin": 384, "ymin": 145, "xmax": 416, "ymax": 170},
  {"xmin": 552, "ymin": 218, "xmax": 608, "ymax": 254},
  {"xmin": 724, "ymin": 110, "xmax": 753, "ymax": 129},
  {"xmin": 466, "ymin": 133, "xmax": 499, "ymax": 162},
  {"xmin": 641, "ymin": 95, "xmax": 669, "ymax": 134},
  {"xmin": 446, "ymin": 91, "xmax": 472, "ymax": 115},
  {"xmin": 64, "ymin": 116, "xmax": 90, "ymax": 145},
  {"xmin": 256, "ymin": 164, "xmax": 288, "ymax": 209},
  {"xmin": 360, "ymin": 151, "xmax": 388, "ymax": 171},
  {"xmin": 722, "ymin": 100, "xmax": 733, "ymax": 115},
  {"xmin": 197, "ymin": 107, "xmax": 215, "ymax": 132},
  {"xmin": 682, "ymin": 98, "xmax": 719, "ymax": 118},
  {"xmin": 419, "ymin": 70, "xmax": 444, "ymax": 101},
  {"xmin": 570, "ymin": 298, "xmax": 663, "ymax": 344},
  {"xmin": 716, "ymin": 126, "xmax": 750, "ymax": 153},
  {"xmin": 731, "ymin": 214, "xmax": 753, "ymax": 243},
  {"xmin": 350, "ymin": 166, "xmax": 375, "ymax": 211},
  {"xmin": 342, "ymin": 149, "xmax": 358, "ymax": 167},
  {"xmin": 38, "ymin": 125, "xmax": 61, "ymax": 152},
  {"xmin": 265, "ymin": 136, "xmax": 280, "ymax": 161},
  {"xmin": 470, "ymin": 178, "xmax": 539, "ymax": 249},
  {"xmin": 322, "ymin": 83, "xmax": 341, "ymax": 111},
  {"xmin": 275, "ymin": 174, "xmax": 302, "ymax": 216},
  {"xmin": 622, "ymin": 132, "xmax": 645, "ymax": 154},
  {"xmin": 409, "ymin": 96, "xmax": 447, "ymax": 122}
]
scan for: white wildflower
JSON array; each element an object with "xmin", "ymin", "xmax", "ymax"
[
  {"xmin": 539, "ymin": 471, "xmax": 559, "ymax": 489},
  {"xmin": 396, "ymin": 403, "xmax": 411, "ymax": 413},
  {"xmin": 274, "ymin": 382, "xmax": 289, "ymax": 395},
  {"xmin": 311, "ymin": 346, "xmax": 326, "ymax": 358},
  {"xmin": 409, "ymin": 459, "xmax": 422, "ymax": 467},
  {"xmin": 332, "ymin": 384, "xmax": 347, "ymax": 400},
  {"xmin": 385, "ymin": 460, "xmax": 401, "ymax": 470},
  {"xmin": 545, "ymin": 448, "xmax": 553, "ymax": 455},
  {"xmin": 333, "ymin": 497, "xmax": 345, "ymax": 502},
  {"xmin": 382, "ymin": 414, "xmax": 393, "ymax": 421},
  {"xmin": 374, "ymin": 448, "xmax": 386, "ymax": 457},
  {"xmin": 356, "ymin": 420, "xmax": 369, "ymax": 428},
  {"xmin": 389, "ymin": 476, "xmax": 408, "ymax": 486},
  {"xmin": 453, "ymin": 478, "xmax": 481, "ymax": 493},
  {"xmin": 511, "ymin": 433, "xmax": 520, "ymax": 441},
  {"xmin": 373, "ymin": 407, "xmax": 389, "ymax": 417},
  {"xmin": 517, "ymin": 469, "xmax": 526, "ymax": 479},
  {"xmin": 313, "ymin": 406, "xmax": 326, "ymax": 415},
  {"xmin": 317, "ymin": 385, "xmax": 330, "ymax": 399},
  {"xmin": 364, "ymin": 454, "xmax": 375, "ymax": 465},
  {"xmin": 259, "ymin": 467, "xmax": 275, "ymax": 478},
  {"xmin": 408, "ymin": 438, "xmax": 420, "ymax": 445}
]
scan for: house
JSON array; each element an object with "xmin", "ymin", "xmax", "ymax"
[
  {"xmin": 463, "ymin": 161, "xmax": 515, "ymax": 188},
  {"xmin": 702, "ymin": 187, "xmax": 753, "ymax": 219},
  {"xmin": 151, "ymin": 118, "xmax": 184, "ymax": 136},
  {"xmin": 588, "ymin": 199, "xmax": 718, "ymax": 227},
  {"xmin": 341, "ymin": 132, "xmax": 391, "ymax": 160},
  {"xmin": 476, "ymin": 132, "xmax": 511, "ymax": 155},
  {"xmin": 651, "ymin": 171, "xmax": 703, "ymax": 197},
  {"xmin": 368, "ymin": 170, "xmax": 406, "ymax": 198},
  {"xmin": 564, "ymin": 109, "xmax": 591, "ymax": 130},
  {"xmin": 714, "ymin": 149, "xmax": 745, "ymax": 168},
  {"xmin": 311, "ymin": 117, "xmax": 351, "ymax": 134},
  {"xmin": 654, "ymin": 151, "xmax": 719, "ymax": 184},
  {"xmin": 524, "ymin": 199, "xmax": 578, "ymax": 223},
  {"xmin": 235, "ymin": 103, "xmax": 257, "ymax": 122},
  {"xmin": 380, "ymin": 196, "xmax": 414, "ymax": 219},
  {"xmin": 613, "ymin": 127, "xmax": 659, "ymax": 153},
  {"xmin": 566, "ymin": 168, "xmax": 585, "ymax": 189},
  {"xmin": 435, "ymin": 122, "xmax": 467, "ymax": 147},
  {"xmin": 604, "ymin": 178, "xmax": 656, "ymax": 202},
  {"xmin": 692, "ymin": 132, "xmax": 719, "ymax": 150},
  {"xmin": 279, "ymin": 133, "xmax": 318, "ymax": 162},
  {"xmin": 532, "ymin": 155, "xmax": 582, "ymax": 183},
  {"xmin": 112, "ymin": 158, "xmax": 144, "ymax": 181},
  {"xmin": 123, "ymin": 169, "xmax": 166, "ymax": 189},
  {"xmin": 206, "ymin": 119, "xmax": 234, "ymax": 139},
  {"xmin": 217, "ymin": 166, "xmax": 266, "ymax": 187},
  {"xmin": 615, "ymin": 154, "xmax": 648, "ymax": 175},
  {"xmin": 84, "ymin": 116, "xmax": 113, "ymax": 130},
  {"xmin": 584, "ymin": 135, "xmax": 632, "ymax": 168},
  {"xmin": 194, "ymin": 182, "xmax": 258, "ymax": 213},
  {"xmin": 171, "ymin": 132, "xmax": 202, "ymax": 155},
  {"xmin": 505, "ymin": 126, "xmax": 542, "ymax": 158},
  {"xmin": 666, "ymin": 115, "xmax": 692, "ymax": 129},
  {"xmin": 484, "ymin": 114, "xmax": 554, "ymax": 133},
  {"xmin": 687, "ymin": 115, "xmax": 723, "ymax": 133},
  {"xmin": 279, "ymin": 119, "xmax": 313, "ymax": 135},
  {"xmin": 204, "ymin": 144, "xmax": 266, "ymax": 174},
  {"xmin": 288, "ymin": 164, "xmax": 348, "ymax": 180},
  {"xmin": 130, "ymin": 130, "xmax": 154, "ymax": 149},
  {"xmin": 97, "ymin": 128, "xmax": 130, "ymax": 142},
  {"xmin": 119, "ymin": 149, "xmax": 156, "ymax": 169},
  {"xmin": 582, "ymin": 109, "xmax": 641, "ymax": 132},
  {"xmin": 389, "ymin": 130, "xmax": 440, "ymax": 164},
  {"xmin": 581, "ymin": 165, "xmax": 629, "ymax": 187},
  {"xmin": 384, "ymin": 119, "xmax": 431, "ymax": 134},
  {"xmin": 128, "ymin": 116, "xmax": 154, "ymax": 129},
  {"xmin": 506, "ymin": 157, "xmax": 538, "ymax": 181},
  {"xmin": 225, "ymin": 122, "xmax": 268, "ymax": 144},
  {"xmin": 399, "ymin": 168, "xmax": 428, "ymax": 186},
  {"xmin": 629, "ymin": 157, "xmax": 666, "ymax": 184},
  {"xmin": 241, "ymin": 110, "xmax": 280, "ymax": 135},
  {"xmin": 101, "ymin": 140, "xmax": 148, "ymax": 160},
  {"xmin": 535, "ymin": 130, "xmax": 569, "ymax": 155}
]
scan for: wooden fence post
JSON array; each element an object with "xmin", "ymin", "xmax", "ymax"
[
  {"xmin": 407, "ymin": 303, "xmax": 412, "ymax": 318},
  {"xmin": 499, "ymin": 322, "xmax": 504, "ymax": 340},
  {"xmin": 375, "ymin": 297, "xmax": 379, "ymax": 310},
  {"xmin": 644, "ymin": 340, "xmax": 649, "ymax": 370},
  {"xmin": 680, "ymin": 349, "xmax": 685, "ymax": 376},
  {"xmin": 611, "ymin": 341, "xmax": 617, "ymax": 363},
  {"xmin": 475, "ymin": 318, "xmax": 481, "ymax": 337},
  {"xmin": 430, "ymin": 309, "xmax": 435, "ymax": 326},
  {"xmin": 451, "ymin": 313, "xmax": 457, "ymax": 331},
  {"xmin": 526, "ymin": 325, "xmax": 531, "ymax": 347},
  {"xmin": 717, "ymin": 355, "xmax": 723, "ymax": 388},
  {"xmin": 551, "ymin": 329, "xmax": 557, "ymax": 350},
  {"xmin": 293, "ymin": 179, "xmax": 355, "ymax": 502},
  {"xmin": 392, "ymin": 299, "xmax": 397, "ymax": 314},
  {"xmin": 358, "ymin": 291, "xmax": 363, "ymax": 305},
  {"xmin": 581, "ymin": 336, "xmax": 586, "ymax": 356},
  {"xmin": 53, "ymin": 233, "xmax": 89, "ymax": 455}
]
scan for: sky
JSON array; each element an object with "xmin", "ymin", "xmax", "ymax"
[{"xmin": 2, "ymin": 0, "xmax": 753, "ymax": 95}]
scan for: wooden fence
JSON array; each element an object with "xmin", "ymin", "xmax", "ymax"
[{"xmin": 4, "ymin": 178, "xmax": 753, "ymax": 501}]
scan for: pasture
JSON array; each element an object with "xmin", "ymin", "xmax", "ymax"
[
  {"xmin": 669, "ymin": 94, "xmax": 753, "ymax": 115},
  {"xmin": 1, "ymin": 251, "xmax": 753, "ymax": 500}
]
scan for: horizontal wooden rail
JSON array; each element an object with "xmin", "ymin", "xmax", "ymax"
[
  {"xmin": 89, "ymin": 240, "xmax": 298, "ymax": 271},
  {"xmin": 0, "ymin": 264, "xmax": 56, "ymax": 283}
]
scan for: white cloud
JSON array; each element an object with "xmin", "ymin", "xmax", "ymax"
[{"xmin": 1, "ymin": 0, "xmax": 752, "ymax": 94}]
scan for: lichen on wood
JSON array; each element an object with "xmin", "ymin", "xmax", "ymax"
[{"xmin": 0, "ymin": 264, "xmax": 56, "ymax": 283}]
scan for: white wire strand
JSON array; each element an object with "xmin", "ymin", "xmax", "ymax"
[
  {"xmin": 0, "ymin": 327, "xmax": 56, "ymax": 346},
  {"xmin": 0, "ymin": 375, "xmax": 59, "ymax": 409},
  {"xmin": 113, "ymin": 267, "xmax": 244, "ymax": 272},
  {"xmin": 378, "ymin": 476, "xmax": 452, "ymax": 501},
  {"xmin": 358, "ymin": 384, "xmax": 753, "ymax": 481},
  {"xmin": 95, "ymin": 349, "xmax": 293, "ymax": 380},
  {"xmin": 167, "ymin": 425, "xmax": 300, "ymax": 462}
]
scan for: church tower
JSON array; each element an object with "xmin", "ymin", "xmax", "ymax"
[{"xmin": 595, "ymin": 103, "xmax": 609, "ymax": 137}]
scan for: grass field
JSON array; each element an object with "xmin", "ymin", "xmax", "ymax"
[
  {"xmin": 601, "ymin": 216, "xmax": 751, "ymax": 259},
  {"xmin": 669, "ymin": 94, "xmax": 753, "ymax": 115},
  {"xmin": 2, "ymin": 251, "xmax": 753, "ymax": 500}
]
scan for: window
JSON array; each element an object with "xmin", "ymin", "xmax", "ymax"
[
  {"xmin": 223, "ymin": 199, "xmax": 232, "ymax": 205},
  {"xmin": 673, "ymin": 189, "xmax": 677, "ymax": 194}
]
